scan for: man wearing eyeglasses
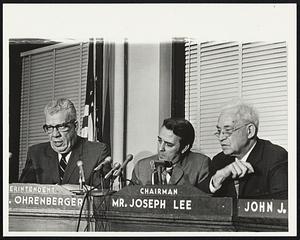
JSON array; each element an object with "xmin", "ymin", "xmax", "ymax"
[
  {"xmin": 202, "ymin": 100, "xmax": 288, "ymax": 199},
  {"xmin": 19, "ymin": 98, "xmax": 111, "ymax": 187}
]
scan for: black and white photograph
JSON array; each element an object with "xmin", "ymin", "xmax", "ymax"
[{"xmin": 3, "ymin": 3, "xmax": 297, "ymax": 237}]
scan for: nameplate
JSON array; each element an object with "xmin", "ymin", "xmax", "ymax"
[
  {"xmin": 9, "ymin": 183, "xmax": 78, "ymax": 195},
  {"xmin": 94, "ymin": 185, "xmax": 233, "ymax": 218},
  {"xmin": 237, "ymin": 199, "xmax": 288, "ymax": 219},
  {"xmin": 9, "ymin": 183, "xmax": 84, "ymax": 211}
]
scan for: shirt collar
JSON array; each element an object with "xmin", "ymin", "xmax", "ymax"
[
  {"xmin": 58, "ymin": 151, "xmax": 72, "ymax": 163},
  {"xmin": 236, "ymin": 141, "xmax": 257, "ymax": 162},
  {"xmin": 166, "ymin": 166, "xmax": 173, "ymax": 172}
]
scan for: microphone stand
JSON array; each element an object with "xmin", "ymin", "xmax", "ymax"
[
  {"xmin": 86, "ymin": 189, "xmax": 91, "ymax": 231},
  {"xmin": 85, "ymin": 170, "xmax": 106, "ymax": 232},
  {"xmin": 90, "ymin": 169, "xmax": 105, "ymax": 196},
  {"xmin": 120, "ymin": 172, "xmax": 126, "ymax": 189},
  {"xmin": 109, "ymin": 175, "xmax": 117, "ymax": 191},
  {"xmin": 157, "ymin": 166, "xmax": 162, "ymax": 185},
  {"xmin": 77, "ymin": 170, "xmax": 113, "ymax": 232},
  {"xmin": 117, "ymin": 170, "xmax": 127, "ymax": 189},
  {"xmin": 83, "ymin": 169, "xmax": 103, "ymax": 232},
  {"xmin": 79, "ymin": 175, "xmax": 83, "ymax": 192}
]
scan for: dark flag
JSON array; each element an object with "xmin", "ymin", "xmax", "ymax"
[
  {"xmin": 81, "ymin": 40, "xmax": 95, "ymax": 140},
  {"xmin": 81, "ymin": 39, "xmax": 111, "ymax": 146},
  {"xmin": 81, "ymin": 39, "xmax": 105, "ymax": 142}
]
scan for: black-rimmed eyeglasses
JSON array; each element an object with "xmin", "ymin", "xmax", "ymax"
[{"xmin": 43, "ymin": 119, "xmax": 77, "ymax": 134}]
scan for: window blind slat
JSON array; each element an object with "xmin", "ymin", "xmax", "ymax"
[
  {"xmin": 201, "ymin": 45, "xmax": 239, "ymax": 57},
  {"xmin": 201, "ymin": 41, "xmax": 237, "ymax": 50},
  {"xmin": 242, "ymin": 42, "xmax": 286, "ymax": 53},
  {"xmin": 201, "ymin": 52, "xmax": 239, "ymax": 62},
  {"xmin": 201, "ymin": 55, "xmax": 240, "ymax": 66},
  {"xmin": 242, "ymin": 52, "xmax": 287, "ymax": 63},
  {"xmin": 243, "ymin": 48, "xmax": 287, "ymax": 59}
]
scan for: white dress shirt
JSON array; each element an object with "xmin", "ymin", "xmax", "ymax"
[{"xmin": 58, "ymin": 151, "xmax": 72, "ymax": 164}]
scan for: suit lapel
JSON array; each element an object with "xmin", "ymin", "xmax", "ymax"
[
  {"xmin": 245, "ymin": 139, "xmax": 262, "ymax": 168},
  {"xmin": 239, "ymin": 139, "xmax": 263, "ymax": 196},
  {"xmin": 169, "ymin": 155, "xmax": 188, "ymax": 185},
  {"xmin": 169, "ymin": 166, "xmax": 184, "ymax": 185},
  {"xmin": 63, "ymin": 138, "xmax": 83, "ymax": 184},
  {"xmin": 223, "ymin": 155, "xmax": 238, "ymax": 197},
  {"xmin": 45, "ymin": 144, "xmax": 60, "ymax": 183}
]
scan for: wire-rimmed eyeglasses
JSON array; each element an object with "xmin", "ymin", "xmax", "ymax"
[{"xmin": 214, "ymin": 122, "xmax": 250, "ymax": 138}]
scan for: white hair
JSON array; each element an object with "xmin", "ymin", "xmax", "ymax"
[
  {"xmin": 220, "ymin": 98, "xmax": 259, "ymax": 130},
  {"xmin": 44, "ymin": 98, "xmax": 77, "ymax": 121}
]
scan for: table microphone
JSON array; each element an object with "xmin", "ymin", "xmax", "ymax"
[
  {"xmin": 153, "ymin": 160, "xmax": 173, "ymax": 185},
  {"xmin": 113, "ymin": 154, "xmax": 134, "ymax": 177},
  {"xmin": 154, "ymin": 160, "xmax": 173, "ymax": 168},
  {"xmin": 104, "ymin": 162, "xmax": 121, "ymax": 180},
  {"xmin": 77, "ymin": 161, "xmax": 86, "ymax": 183},
  {"xmin": 77, "ymin": 161, "xmax": 86, "ymax": 191},
  {"xmin": 93, "ymin": 156, "xmax": 112, "ymax": 172}
]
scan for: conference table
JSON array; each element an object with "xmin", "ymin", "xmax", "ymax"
[{"xmin": 8, "ymin": 183, "xmax": 288, "ymax": 232}]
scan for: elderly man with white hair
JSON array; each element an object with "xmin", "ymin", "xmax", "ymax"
[{"xmin": 202, "ymin": 99, "xmax": 288, "ymax": 199}]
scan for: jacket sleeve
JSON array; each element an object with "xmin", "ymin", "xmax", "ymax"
[
  {"xmin": 19, "ymin": 149, "xmax": 37, "ymax": 183},
  {"xmin": 268, "ymin": 148, "xmax": 288, "ymax": 199},
  {"xmin": 130, "ymin": 163, "xmax": 142, "ymax": 186},
  {"xmin": 197, "ymin": 156, "xmax": 210, "ymax": 183},
  {"xmin": 196, "ymin": 156, "xmax": 213, "ymax": 193}
]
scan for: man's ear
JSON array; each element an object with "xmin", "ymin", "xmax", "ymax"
[
  {"xmin": 74, "ymin": 120, "xmax": 79, "ymax": 131},
  {"xmin": 247, "ymin": 123, "xmax": 256, "ymax": 139},
  {"xmin": 181, "ymin": 144, "xmax": 190, "ymax": 154}
]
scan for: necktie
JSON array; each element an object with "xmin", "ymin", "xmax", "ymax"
[
  {"xmin": 163, "ymin": 168, "xmax": 173, "ymax": 184},
  {"xmin": 166, "ymin": 167, "xmax": 173, "ymax": 175},
  {"xmin": 59, "ymin": 154, "xmax": 67, "ymax": 183},
  {"xmin": 234, "ymin": 179, "xmax": 239, "ymax": 197}
]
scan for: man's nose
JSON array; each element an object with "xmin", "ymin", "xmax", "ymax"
[
  {"xmin": 218, "ymin": 131, "xmax": 227, "ymax": 141},
  {"xmin": 159, "ymin": 142, "xmax": 165, "ymax": 151},
  {"xmin": 51, "ymin": 127, "xmax": 61, "ymax": 136}
]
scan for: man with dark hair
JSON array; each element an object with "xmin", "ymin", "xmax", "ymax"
[
  {"xmin": 19, "ymin": 98, "xmax": 111, "ymax": 188},
  {"xmin": 131, "ymin": 118, "xmax": 210, "ymax": 190}
]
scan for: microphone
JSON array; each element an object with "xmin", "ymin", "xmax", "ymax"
[
  {"xmin": 93, "ymin": 156, "xmax": 112, "ymax": 172},
  {"xmin": 77, "ymin": 160, "xmax": 86, "ymax": 183},
  {"xmin": 150, "ymin": 160, "xmax": 159, "ymax": 185},
  {"xmin": 154, "ymin": 160, "xmax": 173, "ymax": 168},
  {"xmin": 77, "ymin": 161, "xmax": 86, "ymax": 191},
  {"xmin": 150, "ymin": 160, "xmax": 156, "ymax": 171},
  {"xmin": 113, "ymin": 154, "xmax": 134, "ymax": 177},
  {"xmin": 104, "ymin": 162, "xmax": 121, "ymax": 180},
  {"xmin": 153, "ymin": 160, "xmax": 173, "ymax": 185}
]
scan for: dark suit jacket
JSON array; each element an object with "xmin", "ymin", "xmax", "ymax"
[
  {"xmin": 19, "ymin": 136, "xmax": 111, "ymax": 188},
  {"xmin": 202, "ymin": 138, "xmax": 288, "ymax": 199},
  {"xmin": 131, "ymin": 152, "xmax": 210, "ymax": 191}
]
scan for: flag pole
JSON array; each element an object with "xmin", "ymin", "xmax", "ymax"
[{"xmin": 93, "ymin": 38, "xmax": 97, "ymax": 142}]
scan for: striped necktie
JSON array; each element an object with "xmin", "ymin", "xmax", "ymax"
[{"xmin": 59, "ymin": 154, "xmax": 67, "ymax": 183}]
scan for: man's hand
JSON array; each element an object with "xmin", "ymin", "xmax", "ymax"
[{"xmin": 211, "ymin": 160, "xmax": 254, "ymax": 189}]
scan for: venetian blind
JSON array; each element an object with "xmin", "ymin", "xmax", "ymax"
[
  {"xmin": 19, "ymin": 43, "xmax": 89, "ymax": 177},
  {"xmin": 185, "ymin": 41, "xmax": 288, "ymax": 158}
]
